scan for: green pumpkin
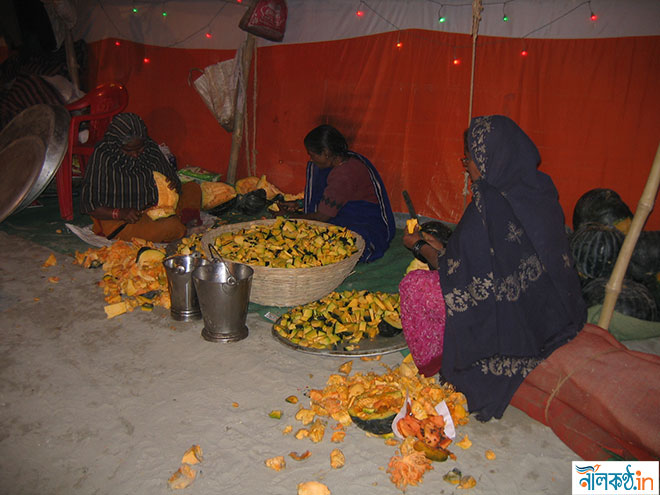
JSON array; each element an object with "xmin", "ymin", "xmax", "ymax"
[
  {"xmin": 629, "ymin": 231, "xmax": 660, "ymax": 281},
  {"xmin": 236, "ymin": 189, "xmax": 268, "ymax": 215},
  {"xmin": 582, "ymin": 276, "xmax": 658, "ymax": 322},
  {"xmin": 572, "ymin": 188, "xmax": 633, "ymax": 233},
  {"xmin": 570, "ymin": 222, "xmax": 623, "ymax": 280}
]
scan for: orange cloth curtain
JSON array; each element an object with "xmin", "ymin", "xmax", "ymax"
[{"xmin": 85, "ymin": 31, "xmax": 660, "ymax": 228}]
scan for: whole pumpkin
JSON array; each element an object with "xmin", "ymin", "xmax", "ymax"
[
  {"xmin": 570, "ymin": 222, "xmax": 624, "ymax": 280},
  {"xmin": 582, "ymin": 276, "xmax": 658, "ymax": 322},
  {"xmin": 629, "ymin": 231, "xmax": 660, "ymax": 281},
  {"xmin": 572, "ymin": 188, "xmax": 633, "ymax": 234}
]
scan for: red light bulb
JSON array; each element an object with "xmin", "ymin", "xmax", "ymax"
[
  {"xmin": 590, "ymin": 13, "xmax": 598, "ymax": 21},
  {"xmin": 143, "ymin": 57, "xmax": 150, "ymax": 64},
  {"xmin": 453, "ymin": 58, "xmax": 461, "ymax": 65},
  {"xmin": 114, "ymin": 41, "xmax": 121, "ymax": 46},
  {"xmin": 521, "ymin": 49, "xmax": 528, "ymax": 57},
  {"xmin": 396, "ymin": 41, "xmax": 403, "ymax": 48},
  {"xmin": 356, "ymin": 10, "xmax": 364, "ymax": 17},
  {"xmin": 205, "ymin": 32, "xmax": 212, "ymax": 39}
]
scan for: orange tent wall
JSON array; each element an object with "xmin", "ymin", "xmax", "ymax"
[{"xmin": 85, "ymin": 31, "xmax": 660, "ymax": 228}]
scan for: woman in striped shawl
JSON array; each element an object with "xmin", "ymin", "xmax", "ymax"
[{"xmin": 80, "ymin": 113, "xmax": 201, "ymax": 242}]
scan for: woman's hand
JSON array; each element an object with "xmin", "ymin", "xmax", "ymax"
[
  {"xmin": 90, "ymin": 206, "xmax": 142, "ymax": 223},
  {"xmin": 120, "ymin": 208, "xmax": 142, "ymax": 223},
  {"xmin": 402, "ymin": 223, "xmax": 443, "ymax": 269},
  {"xmin": 165, "ymin": 175, "xmax": 182, "ymax": 194},
  {"xmin": 402, "ymin": 224, "xmax": 424, "ymax": 250},
  {"xmin": 422, "ymin": 233, "xmax": 445, "ymax": 251}
]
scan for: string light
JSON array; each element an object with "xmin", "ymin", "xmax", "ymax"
[
  {"xmin": 98, "ymin": 0, "xmax": 607, "ymax": 60},
  {"xmin": 356, "ymin": 1, "xmax": 364, "ymax": 17},
  {"xmin": 452, "ymin": 47, "xmax": 461, "ymax": 65},
  {"xmin": 588, "ymin": 0, "xmax": 598, "ymax": 21},
  {"xmin": 438, "ymin": 5, "xmax": 446, "ymax": 23}
]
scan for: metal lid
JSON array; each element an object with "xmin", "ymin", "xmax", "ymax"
[
  {"xmin": 0, "ymin": 136, "xmax": 47, "ymax": 223},
  {"xmin": 0, "ymin": 104, "xmax": 70, "ymax": 217}
]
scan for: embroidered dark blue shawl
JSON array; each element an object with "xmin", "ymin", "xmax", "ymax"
[
  {"xmin": 438, "ymin": 115, "xmax": 586, "ymax": 421},
  {"xmin": 303, "ymin": 151, "xmax": 395, "ymax": 262}
]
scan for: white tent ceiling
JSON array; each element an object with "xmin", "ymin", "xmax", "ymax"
[{"xmin": 73, "ymin": 0, "xmax": 660, "ymax": 51}]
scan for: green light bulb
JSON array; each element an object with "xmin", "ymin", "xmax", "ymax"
[
  {"xmin": 503, "ymin": 15, "xmax": 509, "ymax": 22},
  {"xmin": 438, "ymin": 16, "xmax": 446, "ymax": 23},
  {"xmin": 132, "ymin": 7, "xmax": 138, "ymax": 13}
]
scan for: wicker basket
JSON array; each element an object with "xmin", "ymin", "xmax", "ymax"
[{"xmin": 201, "ymin": 219, "xmax": 365, "ymax": 307}]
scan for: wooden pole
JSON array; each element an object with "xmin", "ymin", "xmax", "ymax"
[
  {"xmin": 463, "ymin": 0, "xmax": 483, "ymax": 211},
  {"xmin": 598, "ymin": 141, "xmax": 660, "ymax": 330},
  {"xmin": 227, "ymin": 33, "xmax": 256, "ymax": 185}
]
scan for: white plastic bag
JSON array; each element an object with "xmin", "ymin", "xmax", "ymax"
[{"xmin": 188, "ymin": 44, "xmax": 245, "ymax": 132}]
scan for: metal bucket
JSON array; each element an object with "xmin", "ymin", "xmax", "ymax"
[
  {"xmin": 163, "ymin": 255, "xmax": 209, "ymax": 321},
  {"xmin": 192, "ymin": 261, "xmax": 254, "ymax": 343}
]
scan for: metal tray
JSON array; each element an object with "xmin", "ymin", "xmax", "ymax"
[
  {"xmin": 271, "ymin": 319, "xmax": 408, "ymax": 358},
  {"xmin": 0, "ymin": 104, "xmax": 70, "ymax": 218}
]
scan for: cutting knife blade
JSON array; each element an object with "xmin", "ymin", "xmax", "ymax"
[{"xmin": 402, "ymin": 190, "xmax": 418, "ymax": 220}]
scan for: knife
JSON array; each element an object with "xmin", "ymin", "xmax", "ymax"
[
  {"xmin": 106, "ymin": 222, "xmax": 127, "ymax": 240},
  {"xmin": 402, "ymin": 190, "xmax": 418, "ymax": 221}
]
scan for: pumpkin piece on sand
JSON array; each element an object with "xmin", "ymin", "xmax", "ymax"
[
  {"xmin": 265, "ymin": 455, "xmax": 286, "ymax": 471},
  {"xmin": 181, "ymin": 444, "xmax": 203, "ymax": 465},
  {"xmin": 289, "ymin": 450, "xmax": 312, "ymax": 461},
  {"xmin": 167, "ymin": 463, "xmax": 196, "ymax": 490},
  {"xmin": 146, "ymin": 171, "xmax": 179, "ymax": 220},
  {"xmin": 104, "ymin": 301, "xmax": 130, "ymax": 319},
  {"xmin": 330, "ymin": 448, "xmax": 345, "ymax": 469},
  {"xmin": 297, "ymin": 481, "xmax": 331, "ymax": 495},
  {"xmin": 338, "ymin": 361, "xmax": 352, "ymax": 374},
  {"xmin": 42, "ymin": 253, "xmax": 57, "ymax": 267},
  {"xmin": 387, "ymin": 437, "xmax": 433, "ymax": 490}
]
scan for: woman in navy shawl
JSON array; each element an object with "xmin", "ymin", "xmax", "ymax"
[
  {"xmin": 279, "ymin": 124, "xmax": 395, "ymax": 262},
  {"xmin": 399, "ymin": 115, "xmax": 586, "ymax": 421}
]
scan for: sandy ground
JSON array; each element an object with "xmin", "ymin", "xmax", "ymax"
[{"xmin": 1, "ymin": 230, "xmax": 658, "ymax": 495}]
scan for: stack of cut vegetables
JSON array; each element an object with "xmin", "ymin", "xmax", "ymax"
[{"xmin": 74, "ymin": 239, "xmax": 169, "ymax": 318}]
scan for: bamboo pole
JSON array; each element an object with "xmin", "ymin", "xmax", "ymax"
[
  {"xmin": 598, "ymin": 141, "xmax": 660, "ymax": 330},
  {"xmin": 227, "ymin": 33, "xmax": 256, "ymax": 185},
  {"xmin": 463, "ymin": 0, "xmax": 483, "ymax": 211}
]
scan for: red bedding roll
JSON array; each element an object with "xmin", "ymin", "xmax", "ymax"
[{"xmin": 511, "ymin": 324, "xmax": 660, "ymax": 460}]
